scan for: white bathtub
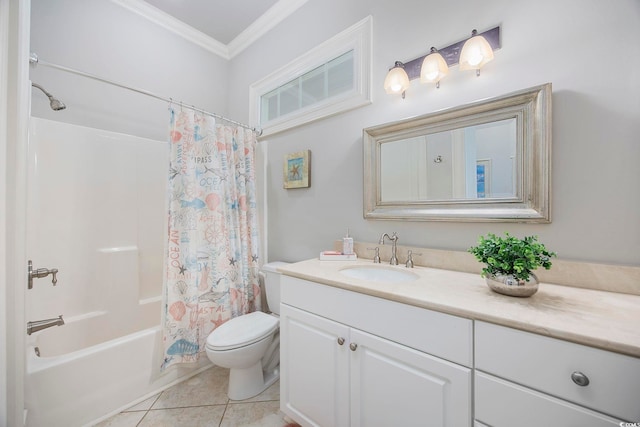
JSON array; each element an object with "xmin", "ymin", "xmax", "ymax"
[{"xmin": 25, "ymin": 317, "xmax": 211, "ymax": 427}]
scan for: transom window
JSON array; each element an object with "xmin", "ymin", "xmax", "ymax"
[
  {"xmin": 250, "ymin": 16, "xmax": 372, "ymax": 136},
  {"xmin": 260, "ymin": 51, "xmax": 354, "ymax": 123}
]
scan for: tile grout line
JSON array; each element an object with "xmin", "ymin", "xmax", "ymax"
[
  {"xmin": 218, "ymin": 398, "xmax": 230, "ymax": 427},
  {"xmin": 135, "ymin": 391, "xmax": 162, "ymax": 426}
]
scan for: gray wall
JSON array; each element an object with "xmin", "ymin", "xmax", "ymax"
[
  {"xmin": 228, "ymin": 0, "xmax": 640, "ymax": 266},
  {"xmin": 30, "ymin": 0, "xmax": 229, "ymax": 141}
]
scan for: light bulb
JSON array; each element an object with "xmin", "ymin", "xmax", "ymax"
[
  {"xmin": 467, "ymin": 51, "xmax": 484, "ymax": 67},
  {"xmin": 423, "ymin": 70, "xmax": 439, "ymax": 81}
]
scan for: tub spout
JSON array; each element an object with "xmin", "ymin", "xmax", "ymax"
[{"xmin": 27, "ymin": 315, "xmax": 64, "ymax": 335}]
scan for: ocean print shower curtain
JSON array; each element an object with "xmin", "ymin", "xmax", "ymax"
[{"xmin": 162, "ymin": 108, "xmax": 261, "ymax": 369}]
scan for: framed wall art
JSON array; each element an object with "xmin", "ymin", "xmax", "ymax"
[{"xmin": 283, "ymin": 150, "xmax": 311, "ymax": 189}]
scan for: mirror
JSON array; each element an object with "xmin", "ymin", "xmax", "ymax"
[
  {"xmin": 380, "ymin": 118, "xmax": 517, "ymax": 201},
  {"xmin": 364, "ymin": 83, "xmax": 551, "ymax": 222}
]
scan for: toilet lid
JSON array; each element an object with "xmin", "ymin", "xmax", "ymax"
[{"xmin": 206, "ymin": 311, "xmax": 278, "ymax": 351}]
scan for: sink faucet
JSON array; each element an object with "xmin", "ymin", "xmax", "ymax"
[
  {"xmin": 27, "ymin": 315, "xmax": 64, "ymax": 335},
  {"xmin": 378, "ymin": 232, "xmax": 399, "ymax": 265}
]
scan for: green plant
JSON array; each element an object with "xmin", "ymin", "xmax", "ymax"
[{"xmin": 468, "ymin": 233, "xmax": 556, "ymax": 281}]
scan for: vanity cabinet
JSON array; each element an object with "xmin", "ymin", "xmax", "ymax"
[
  {"xmin": 280, "ymin": 276, "xmax": 473, "ymax": 427},
  {"xmin": 474, "ymin": 321, "xmax": 640, "ymax": 426}
]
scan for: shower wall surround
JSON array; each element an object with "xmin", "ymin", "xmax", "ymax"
[
  {"xmin": 27, "ymin": 117, "xmax": 167, "ymax": 343},
  {"xmin": 23, "ymin": 118, "xmax": 208, "ymax": 427}
]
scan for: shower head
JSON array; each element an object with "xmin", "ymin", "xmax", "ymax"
[{"xmin": 31, "ymin": 82, "xmax": 66, "ymax": 111}]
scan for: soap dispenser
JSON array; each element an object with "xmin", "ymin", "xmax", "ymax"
[{"xmin": 342, "ymin": 229, "xmax": 354, "ymax": 255}]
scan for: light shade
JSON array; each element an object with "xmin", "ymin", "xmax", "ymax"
[
  {"xmin": 420, "ymin": 47, "xmax": 449, "ymax": 87},
  {"xmin": 459, "ymin": 30, "xmax": 494, "ymax": 75},
  {"xmin": 384, "ymin": 61, "xmax": 410, "ymax": 96}
]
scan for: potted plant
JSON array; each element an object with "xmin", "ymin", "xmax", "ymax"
[{"xmin": 468, "ymin": 232, "xmax": 556, "ymax": 297}]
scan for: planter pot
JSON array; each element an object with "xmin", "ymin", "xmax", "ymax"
[{"xmin": 485, "ymin": 273, "xmax": 539, "ymax": 297}]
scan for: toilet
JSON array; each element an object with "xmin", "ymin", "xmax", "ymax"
[{"xmin": 205, "ymin": 262, "xmax": 288, "ymax": 400}]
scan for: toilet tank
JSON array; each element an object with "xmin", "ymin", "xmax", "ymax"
[{"xmin": 261, "ymin": 262, "xmax": 289, "ymax": 315}]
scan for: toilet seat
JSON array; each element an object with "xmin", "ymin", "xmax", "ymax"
[{"xmin": 206, "ymin": 311, "xmax": 278, "ymax": 351}]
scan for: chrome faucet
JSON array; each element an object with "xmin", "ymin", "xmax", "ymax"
[
  {"xmin": 378, "ymin": 232, "xmax": 399, "ymax": 265},
  {"xmin": 373, "ymin": 247, "xmax": 381, "ymax": 264},
  {"xmin": 27, "ymin": 315, "xmax": 64, "ymax": 335},
  {"xmin": 28, "ymin": 260, "xmax": 58, "ymax": 289},
  {"xmin": 405, "ymin": 250, "xmax": 414, "ymax": 268}
]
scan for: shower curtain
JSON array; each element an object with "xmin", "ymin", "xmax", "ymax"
[{"xmin": 161, "ymin": 108, "xmax": 261, "ymax": 369}]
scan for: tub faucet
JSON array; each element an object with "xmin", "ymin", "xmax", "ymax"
[
  {"xmin": 378, "ymin": 232, "xmax": 399, "ymax": 265},
  {"xmin": 27, "ymin": 315, "xmax": 64, "ymax": 335}
]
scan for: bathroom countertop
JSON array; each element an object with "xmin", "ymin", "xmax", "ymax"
[{"xmin": 278, "ymin": 258, "xmax": 640, "ymax": 358}]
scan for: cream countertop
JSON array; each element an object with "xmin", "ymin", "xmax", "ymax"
[{"xmin": 277, "ymin": 258, "xmax": 640, "ymax": 358}]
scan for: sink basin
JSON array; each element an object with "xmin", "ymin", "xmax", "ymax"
[{"xmin": 339, "ymin": 266, "xmax": 419, "ymax": 283}]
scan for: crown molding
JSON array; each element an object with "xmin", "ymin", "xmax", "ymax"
[
  {"xmin": 110, "ymin": 0, "xmax": 308, "ymax": 60},
  {"xmin": 110, "ymin": 0, "xmax": 230, "ymax": 59},
  {"xmin": 227, "ymin": 0, "xmax": 308, "ymax": 58}
]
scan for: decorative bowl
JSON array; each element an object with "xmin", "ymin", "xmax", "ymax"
[{"xmin": 485, "ymin": 273, "xmax": 539, "ymax": 297}]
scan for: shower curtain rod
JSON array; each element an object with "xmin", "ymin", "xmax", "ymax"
[{"xmin": 29, "ymin": 53, "xmax": 263, "ymax": 137}]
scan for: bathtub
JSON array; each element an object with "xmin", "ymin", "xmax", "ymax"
[{"xmin": 24, "ymin": 302, "xmax": 211, "ymax": 427}]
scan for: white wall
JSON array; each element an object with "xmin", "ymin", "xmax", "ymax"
[
  {"xmin": 228, "ymin": 0, "xmax": 640, "ymax": 266},
  {"xmin": 29, "ymin": 0, "xmax": 230, "ymax": 141}
]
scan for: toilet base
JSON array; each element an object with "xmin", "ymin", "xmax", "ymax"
[{"xmin": 227, "ymin": 362, "xmax": 280, "ymax": 401}]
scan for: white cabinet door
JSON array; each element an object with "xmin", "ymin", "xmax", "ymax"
[
  {"xmin": 281, "ymin": 303, "xmax": 472, "ymax": 427},
  {"xmin": 280, "ymin": 304, "xmax": 350, "ymax": 427},
  {"xmin": 349, "ymin": 329, "xmax": 471, "ymax": 427}
]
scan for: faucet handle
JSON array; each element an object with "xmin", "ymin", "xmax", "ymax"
[
  {"xmin": 405, "ymin": 250, "xmax": 423, "ymax": 268},
  {"xmin": 28, "ymin": 260, "xmax": 60, "ymax": 289},
  {"xmin": 405, "ymin": 250, "xmax": 414, "ymax": 268},
  {"xmin": 366, "ymin": 247, "xmax": 381, "ymax": 263}
]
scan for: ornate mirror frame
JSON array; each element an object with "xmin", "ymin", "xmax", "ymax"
[{"xmin": 363, "ymin": 83, "xmax": 552, "ymax": 222}]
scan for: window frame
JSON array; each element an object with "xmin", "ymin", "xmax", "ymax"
[{"xmin": 250, "ymin": 16, "xmax": 372, "ymax": 136}]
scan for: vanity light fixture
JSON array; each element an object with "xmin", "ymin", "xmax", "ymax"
[
  {"xmin": 384, "ymin": 26, "xmax": 500, "ymax": 97},
  {"xmin": 459, "ymin": 29, "xmax": 495, "ymax": 76},
  {"xmin": 384, "ymin": 61, "xmax": 411, "ymax": 98},
  {"xmin": 420, "ymin": 47, "xmax": 449, "ymax": 88}
]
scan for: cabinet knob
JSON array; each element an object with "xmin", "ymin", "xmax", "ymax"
[
  {"xmin": 349, "ymin": 343, "xmax": 358, "ymax": 351},
  {"xmin": 337, "ymin": 337, "xmax": 345, "ymax": 346},
  {"xmin": 571, "ymin": 371, "xmax": 590, "ymax": 387}
]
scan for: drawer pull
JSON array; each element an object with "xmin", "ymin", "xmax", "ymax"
[
  {"xmin": 571, "ymin": 371, "xmax": 590, "ymax": 387},
  {"xmin": 337, "ymin": 337, "xmax": 345, "ymax": 346},
  {"xmin": 349, "ymin": 343, "xmax": 358, "ymax": 351}
]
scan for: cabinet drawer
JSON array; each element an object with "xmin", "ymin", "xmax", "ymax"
[
  {"xmin": 475, "ymin": 372, "xmax": 621, "ymax": 427},
  {"xmin": 281, "ymin": 276, "xmax": 473, "ymax": 366},
  {"xmin": 475, "ymin": 321, "xmax": 640, "ymax": 421}
]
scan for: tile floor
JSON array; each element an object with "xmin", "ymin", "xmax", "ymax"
[{"xmin": 94, "ymin": 365, "xmax": 298, "ymax": 427}]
